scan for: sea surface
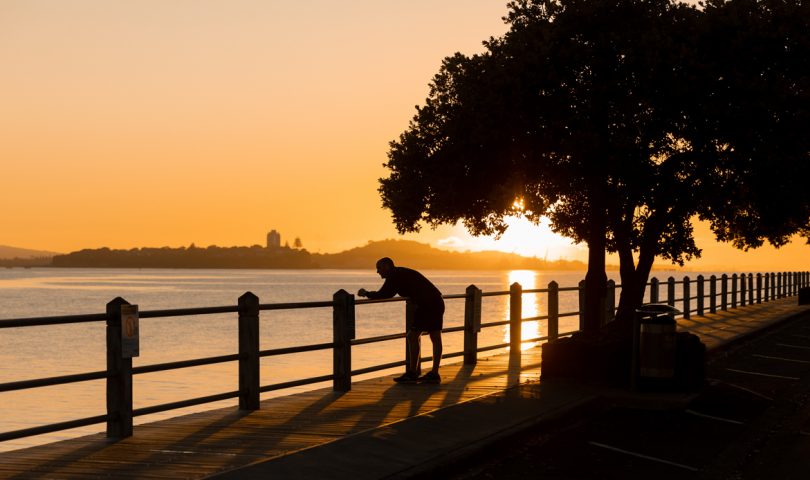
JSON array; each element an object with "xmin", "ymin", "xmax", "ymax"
[{"xmin": 0, "ymin": 267, "xmax": 754, "ymax": 452}]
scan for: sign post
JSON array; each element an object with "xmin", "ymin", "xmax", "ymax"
[{"xmin": 121, "ymin": 304, "xmax": 139, "ymax": 358}]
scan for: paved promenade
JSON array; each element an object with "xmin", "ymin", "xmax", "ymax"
[{"xmin": 0, "ymin": 297, "xmax": 807, "ymax": 479}]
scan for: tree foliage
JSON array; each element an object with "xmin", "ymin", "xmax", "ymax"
[{"xmin": 380, "ymin": 0, "xmax": 809, "ymax": 328}]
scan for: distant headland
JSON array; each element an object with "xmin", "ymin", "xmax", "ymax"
[{"xmin": 1, "ymin": 235, "xmax": 589, "ymax": 271}]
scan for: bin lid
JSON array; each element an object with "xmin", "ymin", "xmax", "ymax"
[{"xmin": 636, "ymin": 303, "xmax": 681, "ymax": 315}]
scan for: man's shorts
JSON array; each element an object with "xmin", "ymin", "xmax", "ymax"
[{"xmin": 410, "ymin": 301, "xmax": 445, "ymax": 332}]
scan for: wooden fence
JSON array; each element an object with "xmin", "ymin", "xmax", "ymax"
[{"xmin": 1, "ymin": 271, "xmax": 807, "ymax": 444}]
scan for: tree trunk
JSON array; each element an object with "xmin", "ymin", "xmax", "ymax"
[
  {"xmin": 615, "ymin": 245, "xmax": 656, "ymax": 326},
  {"xmin": 583, "ymin": 209, "xmax": 607, "ymax": 333}
]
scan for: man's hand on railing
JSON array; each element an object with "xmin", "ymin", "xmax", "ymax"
[{"xmin": 357, "ymin": 288, "xmax": 368, "ymax": 298}]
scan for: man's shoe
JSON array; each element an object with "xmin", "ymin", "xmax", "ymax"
[
  {"xmin": 394, "ymin": 372, "xmax": 419, "ymax": 384},
  {"xmin": 418, "ymin": 371, "xmax": 441, "ymax": 384}
]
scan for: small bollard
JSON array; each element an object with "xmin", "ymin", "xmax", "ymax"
[{"xmin": 800, "ymin": 287, "xmax": 810, "ymax": 305}]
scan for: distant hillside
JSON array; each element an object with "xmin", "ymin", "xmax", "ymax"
[
  {"xmin": 314, "ymin": 239, "xmax": 587, "ymax": 270},
  {"xmin": 0, "ymin": 245, "xmax": 61, "ymax": 259},
  {"xmin": 49, "ymin": 239, "xmax": 588, "ymax": 270},
  {"xmin": 52, "ymin": 245, "xmax": 315, "ymax": 269}
]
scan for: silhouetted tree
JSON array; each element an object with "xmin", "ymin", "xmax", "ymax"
[
  {"xmin": 294, "ymin": 237, "xmax": 303, "ymax": 249},
  {"xmin": 379, "ymin": 0, "xmax": 809, "ymax": 331},
  {"xmin": 690, "ymin": 0, "xmax": 810, "ymax": 249}
]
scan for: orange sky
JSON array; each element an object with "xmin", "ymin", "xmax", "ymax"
[{"xmin": 1, "ymin": 1, "xmax": 807, "ymax": 271}]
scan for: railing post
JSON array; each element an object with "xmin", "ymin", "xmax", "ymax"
[
  {"xmin": 721, "ymin": 274, "xmax": 728, "ymax": 310},
  {"xmin": 794, "ymin": 272, "xmax": 798, "ymax": 295},
  {"xmin": 731, "ymin": 273, "xmax": 738, "ymax": 308},
  {"xmin": 748, "ymin": 274, "xmax": 754, "ymax": 305},
  {"xmin": 578, "ymin": 280, "xmax": 586, "ymax": 330},
  {"xmin": 605, "ymin": 279, "xmax": 616, "ymax": 324},
  {"xmin": 510, "ymin": 282, "xmax": 523, "ymax": 359},
  {"xmin": 463, "ymin": 285, "xmax": 482, "ymax": 365},
  {"xmin": 683, "ymin": 276, "xmax": 691, "ymax": 319},
  {"xmin": 710, "ymin": 275, "xmax": 717, "ymax": 313},
  {"xmin": 238, "ymin": 292, "xmax": 260, "ymax": 411},
  {"xmin": 740, "ymin": 273, "xmax": 746, "ymax": 307},
  {"xmin": 332, "ymin": 289, "xmax": 355, "ymax": 392},
  {"xmin": 765, "ymin": 272, "xmax": 771, "ymax": 302},
  {"xmin": 696, "ymin": 275, "xmax": 704, "ymax": 316},
  {"xmin": 667, "ymin": 277, "xmax": 675, "ymax": 307},
  {"xmin": 548, "ymin": 281, "xmax": 559, "ymax": 342},
  {"xmin": 763, "ymin": 272, "xmax": 773, "ymax": 302},
  {"xmin": 772, "ymin": 272, "xmax": 776, "ymax": 299},
  {"xmin": 776, "ymin": 272, "xmax": 780, "ymax": 298},
  {"xmin": 757, "ymin": 273, "xmax": 762, "ymax": 304},
  {"xmin": 776, "ymin": 272, "xmax": 784, "ymax": 298},
  {"xmin": 106, "ymin": 297, "xmax": 133, "ymax": 439},
  {"xmin": 650, "ymin": 277, "xmax": 659, "ymax": 304},
  {"xmin": 405, "ymin": 300, "xmax": 420, "ymax": 376}
]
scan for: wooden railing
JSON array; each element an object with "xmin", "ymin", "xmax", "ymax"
[{"xmin": 1, "ymin": 271, "xmax": 807, "ymax": 444}]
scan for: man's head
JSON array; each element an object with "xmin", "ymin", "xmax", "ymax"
[{"xmin": 375, "ymin": 257, "xmax": 395, "ymax": 278}]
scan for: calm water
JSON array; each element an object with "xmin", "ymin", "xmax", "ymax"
[{"xmin": 0, "ymin": 267, "xmax": 740, "ymax": 452}]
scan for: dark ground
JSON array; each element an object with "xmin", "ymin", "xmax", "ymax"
[{"xmin": 422, "ymin": 314, "xmax": 810, "ymax": 479}]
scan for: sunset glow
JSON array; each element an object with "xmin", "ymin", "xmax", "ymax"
[{"xmin": 1, "ymin": 1, "xmax": 807, "ymax": 270}]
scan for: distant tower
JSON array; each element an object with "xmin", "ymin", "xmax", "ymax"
[{"xmin": 266, "ymin": 230, "xmax": 281, "ymax": 249}]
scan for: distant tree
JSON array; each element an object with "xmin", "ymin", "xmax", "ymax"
[
  {"xmin": 379, "ymin": 0, "xmax": 809, "ymax": 332},
  {"xmin": 294, "ymin": 237, "xmax": 303, "ymax": 249}
]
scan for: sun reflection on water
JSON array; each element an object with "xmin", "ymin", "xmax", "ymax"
[{"xmin": 503, "ymin": 270, "xmax": 543, "ymax": 350}]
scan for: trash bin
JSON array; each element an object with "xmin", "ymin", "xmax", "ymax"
[{"xmin": 632, "ymin": 304, "xmax": 680, "ymax": 390}]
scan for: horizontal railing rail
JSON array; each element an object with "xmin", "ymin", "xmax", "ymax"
[{"xmin": 1, "ymin": 270, "xmax": 807, "ymax": 445}]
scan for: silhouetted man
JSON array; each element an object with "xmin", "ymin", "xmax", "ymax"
[{"xmin": 358, "ymin": 257, "xmax": 444, "ymax": 384}]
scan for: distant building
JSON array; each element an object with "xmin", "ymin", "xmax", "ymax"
[{"xmin": 266, "ymin": 230, "xmax": 281, "ymax": 249}]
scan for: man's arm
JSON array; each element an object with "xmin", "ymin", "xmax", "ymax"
[{"xmin": 358, "ymin": 278, "xmax": 397, "ymax": 299}]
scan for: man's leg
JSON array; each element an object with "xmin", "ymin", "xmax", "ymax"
[{"xmin": 428, "ymin": 330, "xmax": 442, "ymax": 373}]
